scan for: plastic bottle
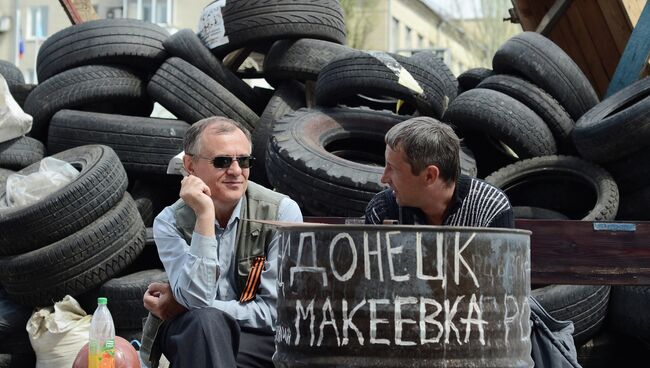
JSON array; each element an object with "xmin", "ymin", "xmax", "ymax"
[{"xmin": 89, "ymin": 297, "xmax": 115, "ymax": 368}]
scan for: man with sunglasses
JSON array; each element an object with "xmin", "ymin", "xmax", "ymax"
[{"xmin": 142, "ymin": 116, "xmax": 302, "ymax": 368}]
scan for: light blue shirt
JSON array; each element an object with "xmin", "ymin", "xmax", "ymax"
[{"xmin": 153, "ymin": 195, "xmax": 302, "ymax": 332}]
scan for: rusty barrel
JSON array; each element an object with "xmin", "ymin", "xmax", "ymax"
[{"xmin": 274, "ymin": 224, "xmax": 532, "ymax": 367}]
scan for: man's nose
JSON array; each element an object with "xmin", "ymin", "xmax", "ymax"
[
  {"xmin": 380, "ymin": 169, "xmax": 389, "ymax": 184},
  {"xmin": 227, "ymin": 160, "xmax": 243, "ymax": 175}
]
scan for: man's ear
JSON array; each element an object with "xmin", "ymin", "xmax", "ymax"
[
  {"xmin": 183, "ymin": 154, "xmax": 195, "ymax": 175},
  {"xmin": 424, "ymin": 165, "xmax": 440, "ymax": 185}
]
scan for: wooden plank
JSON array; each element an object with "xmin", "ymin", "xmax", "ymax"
[
  {"xmin": 519, "ymin": 219, "xmax": 650, "ymax": 285},
  {"xmin": 578, "ymin": 1, "xmax": 620, "ymax": 80},
  {"xmin": 536, "ymin": 0, "xmax": 573, "ymax": 35},
  {"xmin": 621, "ymin": 0, "xmax": 645, "ymax": 26},
  {"xmin": 606, "ymin": 1, "xmax": 650, "ymax": 97},
  {"xmin": 565, "ymin": 2, "xmax": 610, "ymax": 95},
  {"xmin": 58, "ymin": 0, "xmax": 98, "ymax": 24},
  {"xmin": 513, "ymin": 0, "xmax": 542, "ymax": 31},
  {"xmin": 598, "ymin": 0, "xmax": 632, "ymax": 55},
  {"xmin": 304, "ymin": 217, "xmax": 650, "ymax": 285},
  {"xmin": 550, "ymin": 6, "xmax": 596, "ymax": 86}
]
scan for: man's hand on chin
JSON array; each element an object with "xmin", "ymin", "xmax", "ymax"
[{"xmin": 143, "ymin": 282, "xmax": 188, "ymax": 320}]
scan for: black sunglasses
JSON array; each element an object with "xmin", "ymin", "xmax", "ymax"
[{"xmin": 192, "ymin": 154, "xmax": 255, "ymax": 169}]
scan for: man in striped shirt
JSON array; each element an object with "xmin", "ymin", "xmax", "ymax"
[{"xmin": 365, "ymin": 117, "xmax": 513, "ymax": 228}]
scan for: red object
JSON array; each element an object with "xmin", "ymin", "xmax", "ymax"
[{"xmin": 72, "ymin": 336, "xmax": 141, "ymax": 368}]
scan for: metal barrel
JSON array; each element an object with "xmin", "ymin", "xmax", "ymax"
[{"xmin": 274, "ymin": 224, "xmax": 533, "ymax": 368}]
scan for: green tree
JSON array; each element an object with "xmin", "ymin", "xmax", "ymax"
[{"xmin": 340, "ymin": 0, "xmax": 381, "ymax": 49}]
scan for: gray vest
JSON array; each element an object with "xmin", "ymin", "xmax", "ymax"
[{"xmin": 140, "ymin": 181, "xmax": 286, "ymax": 368}]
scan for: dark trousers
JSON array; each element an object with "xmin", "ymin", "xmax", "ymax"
[{"xmin": 158, "ymin": 308, "xmax": 275, "ymax": 368}]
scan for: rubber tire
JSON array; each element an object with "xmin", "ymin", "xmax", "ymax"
[
  {"xmin": 477, "ymin": 74, "xmax": 575, "ymax": 153},
  {"xmin": 48, "ymin": 109, "xmax": 190, "ymax": 175},
  {"xmin": 0, "ymin": 193, "xmax": 145, "ymax": 307},
  {"xmin": 493, "ymin": 32, "xmax": 599, "ymax": 121},
  {"xmin": 0, "ymin": 61, "xmax": 24, "ymax": 86},
  {"xmin": 23, "ymin": 65, "xmax": 152, "ymax": 142},
  {"xmin": 485, "ymin": 155, "xmax": 619, "ymax": 221},
  {"xmin": 315, "ymin": 50, "xmax": 453, "ymax": 118},
  {"xmin": 0, "ymin": 145, "xmax": 128, "ymax": 256},
  {"xmin": 78, "ymin": 269, "xmax": 168, "ymax": 331},
  {"xmin": 148, "ymin": 57, "xmax": 259, "ymax": 131},
  {"xmin": 162, "ymin": 29, "xmax": 261, "ymax": 114},
  {"xmin": 616, "ymin": 186, "xmax": 650, "ymax": 221},
  {"xmin": 8, "ymin": 83, "xmax": 36, "ymax": 108},
  {"xmin": 208, "ymin": 0, "xmax": 346, "ymax": 57},
  {"xmin": 409, "ymin": 50, "xmax": 458, "ymax": 104},
  {"xmin": 572, "ymin": 77, "xmax": 650, "ymax": 163},
  {"xmin": 513, "ymin": 206, "xmax": 569, "ymax": 220},
  {"xmin": 533, "ymin": 285, "xmax": 609, "ymax": 346},
  {"xmin": 251, "ymin": 80, "xmax": 306, "ymax": 186},
  {"xmin": 36, "ymin": 18, "xmax": 169, "ymax": 82},
  {"xmin": 0, "ymin": 136, "xmax": 46, "ymax": 170},
  {"xmin": 608, "ymin": 286, "xmax": 650, "ymax": 340},
  {"xmin": 605, "ymin": 145, "xmax": 650, "ymax": 193},
  {"xmin": 457, "ymin": 67, "xmax": 492, "ymax": 93},
  {"xmin": 443, "ymin": 88, "xmax": 558, "ymax": 171},
  {"xmin": 264, "ymin": 38, "xmax": 353, "ymax": 86}
]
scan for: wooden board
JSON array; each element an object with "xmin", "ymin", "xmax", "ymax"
[
  {"xmin": 58, "ymin": 0, "xmax": 98, "ymax": 24},
  {"xmin": 304, "ymin": 217, "xmax": 650, "ymax": 285}
]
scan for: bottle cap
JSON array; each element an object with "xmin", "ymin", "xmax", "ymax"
[{"xmin": 98, "ymin": 297, "xmax": 108, "ymax": 305}]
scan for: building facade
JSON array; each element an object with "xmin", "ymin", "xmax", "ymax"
[{"xmin": 0, "ymin": 0, "xmax": 203, "ymax": 83}]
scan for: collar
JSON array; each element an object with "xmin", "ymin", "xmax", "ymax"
[
  {"xmin": 404, "ymin": 174, "xmax": 469, "ymax": 225},
  {"xmin": 216, "ymin": 197, "xmax": 244, "ymax": 230}
]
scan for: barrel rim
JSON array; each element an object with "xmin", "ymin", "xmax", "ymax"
[{"xmin": 275, "ymin": 223, "xmax": 532, "ymax": 235}]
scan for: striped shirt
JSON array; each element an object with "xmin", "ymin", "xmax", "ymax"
[{"xmin": 365, "ymin": 175, "xmax": 514, "ymax": 228}]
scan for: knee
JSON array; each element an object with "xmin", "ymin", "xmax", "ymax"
[{"xmin": 184, "ymin": 308, "xmax": 238, "ymax": 331}]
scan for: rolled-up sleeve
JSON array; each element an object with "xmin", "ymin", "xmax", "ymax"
[{"xmin": 210, "ymin": 197, "xmax": 303, "ymax": 330}]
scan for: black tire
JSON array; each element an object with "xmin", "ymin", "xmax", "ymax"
[
  {"xmin": 23, "ymin": 65, "xmax": 153, "ymax": 142},
  {"xmin": 493, "ymin": 32, "xmax": 599, "ymax": 121},
  {"xmin": 616, "ymin": 186, "xmax": 650, "ymax": 221},
  {"xmin": 0, "ymin": 193, "xmax": 145, "ymax": 307},
  {"xmin": 79, "ymin": 269, "xmax": 167, "ymax": 331},
  {"xmin": 485, "ymin": 155, "xmax": 619, "ymax": 221},
  {"xmin": 205, "ymin": 0, "xmax": 346, "ymax": 57},
  {"xmin": 443, "ymin": 88, "xmax": 557, "ymax": 172},
  {"xmin": 513, "ymin": 206, "xmax": 569, "ymax": 220},
  {"xmin": 0, "ymin": 61, "xmax": 24, "ymax": 86},
  {"xmin": 128, "ymin": 179, "xmax": 181, "ymax": 227},
  {"xmin": 36, "ymin": 18, "xmax": 169, "ymax": 82},
  {"xmin": 477, "ymin": 74, "xmax": 575, "ymax": 153},
  {"xmin": 264, "ymin": 38, "xmax": 353, "ymax": 86},
  {"xmin": 572, "ymin": 77, "xmax": 650, "ymax": 163},
  {"xmin": 48, "ymin": 110, "xmax": 190, "ymax": 175},
  {"xmin": 162, "ymin": 29, "xmax": 261, "ymax": 114},
  {"xmin": 251, "ymin": 80, "xmax": 306, "ymax": 186},
  {"xmin": 148, "ymin": 57, "xmax": 259, "ymax": 131},
  {"xmin": 409, "ymin": 51, "xmax": 458, "ymax": 103},
  {"xmin": 457, "ymin": 67, "xmax": 492, "ymax": 93},
  {"xmin": 0, "ymin": 145, "xmax": 128, "ymax": 256},
  {"xmin": 8, "ymin": 83, "xmax": 36, "ymax": 108},
  {"xmin": 608, "ymin": 286, "xmax": 650, "ymax": 340},
  {"xmin": 533, "ymin": 285, "xmax": 610, "ymax": 346},
  {"xmin": 0, "ymin": 353, "xmax": 35, "ymax": 368},
  {"xmin": 605, "ymin": 145, "xmax": 650, "ymax": 193},
  {"xmin": 0, "ymin": 136, "xmax": 46, "ymax": 170},
  {"xmin": 315, "ymin": 50, "xmax": 453, "ymax": 118}
]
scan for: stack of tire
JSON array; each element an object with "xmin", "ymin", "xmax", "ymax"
[
  {"xmin": 0, "ymin": 145, "xmax": 146, "ymax": 363},
  {"xmin": 447, "ymin": 32, "xmax": 650, "ymax": 366}
]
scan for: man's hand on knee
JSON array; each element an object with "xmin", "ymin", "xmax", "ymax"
[{"xmin": 143, "ymin": 282, "xmax": 188, "ymax": 320}]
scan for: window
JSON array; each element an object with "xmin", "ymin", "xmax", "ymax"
[
  {"xmin": 391, "ymin": 17, "xmax": 399, "ymax": 51},
  {"xmin": 404, "ymin": 26, "xmax": 412, "ymax": 49},
  {"xmin": 417, "ymin": 34, "xmax": 424, "ymax": 49},
  {"xmin": 27, "ymin": 6, "xmax": 48, "ymax": 39},
  {"xmin": 123, "ymin": 0, "xmax": 171, "ymax": 25}
]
